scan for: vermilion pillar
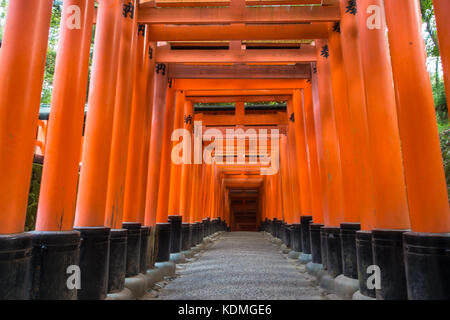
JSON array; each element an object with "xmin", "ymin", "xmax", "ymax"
[
  {"xmin": 339, "ymin": 0, "xmax": 375, "ymax": 232},
  {"xmin": 357, "ymin": 0, "xmax": 410, "ymax": 300},
  {"xmin": 30, "ymin": 0, "xmax": 94, "ymax": 300},
  {"xmin": 155, "ymin": 88, "xmax": 177, "ymax": 224},
  {"xmin": 168, "ymin": 91, "xmax": 187, "ymax": 217},
  {"xmin": 314, "ymin": 39, "xmax": 345, "ymax": 228},
  {"xmin": 75, "ymin": 0, "xmax": 123, "ymax": 228},
  {"xmin": 0, "ymin": 0, "xmax": 52, "ymax": 300},
  {"xmin": 105, "ymin": 4, "xmax": 138, "ymax": 230},
  {"xmin": 73, "ymin": 0, "xmax": 124, "ymax": 300},
  {"xmin": 384, "ymin": 0, "xmax": 450, "ymax": 300},
  {"xmin": 123, "ymin": 28, "xmax": 153, "ymax": 225},
  {"xmin": 304, "ymin": 77, "xmax": 325, "ymax": 268},
  {"xmin": 315, "ymin": 38, "xmax": 345, "ymax": 280},
  {"xmin": 433, "ymin": 0, "xmax": 450, "ymax": 111},
  {"xmin": 144, "ymin": 65, "xmax": 169, "ymax": 227},
  {"xmin": 179, "ymin": 101, "xmax": 194, "ymax": 223},
  {"xmin": 0, "ymin": 0, "xmax": 52, "ymax": 234},
  {"xmin": 36, "ymin": 0, "xmax": 94, "ymax": 231},
  {"xmin": 292, "ymin": 89, "xmax": 312, "ymax": 217},
  {"xmin": 328, "ymin": 23, "xmax": 360, "ymax": 224}
]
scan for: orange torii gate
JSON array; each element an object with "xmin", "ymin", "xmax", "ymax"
[{"xmin": 0, "ymin": 0, "xmax": 448, "ymax": 302}]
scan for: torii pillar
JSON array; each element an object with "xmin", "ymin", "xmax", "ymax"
[
  {"xmin": 385, "ymin": 0, "xmax": 450, "ymax": 300},
  {"xmin": 0, "ymin": 0, "xmax": 52, "ymax": 300}
]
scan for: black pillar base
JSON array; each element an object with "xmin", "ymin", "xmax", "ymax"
[
  {"xmin": 107, "ymin": 229, "xmax": 127, "ymax": 293},
  {"xmin": 275, "ymin": 220, "xmax": 282, "ymax": 239},
  {"xmin": 271, "ymin": 219, "xmax": 277, "ymax": 236},
  {"xmin": 340, "ymin": 223, "xmax": 360, "ymax": 279},
  {"xmin": 168, "ymin": 215, "xmax": 182, "ymax": 254},
  {"xmin": 122, "ymin": 222, "xmax": 141, "ymax": 277},
  {"xmin": 195, "ymin": 222, "xmax": 202, "ymax": 246},
  {"xmin": 300, "ymin": 216, "xmax": 313, "ymax": 254},
  {"xmin": 140, "ymin": 226, "xmax": 150, "ymax": 274},
  {"xmin": 291, "ymin": 224, "xmax": 302, "ymax": 252},
  {"xmin": 310, "ymin": 224, "xmax": 323, "ymax": 264},
  {"xmin": 181, "ymin": 223, "xmax": 191, "ymax": 251},
  {"xmin": 211, "ymin": 218, "xmax": 219, "ymax": 234},
  {"xmin": 320, "ymin": 226, "xmax": 328, "ymax": 270},
  {"xmin": 0, "ymin": 233, "xmax": 33, "ymax": 300},
  {"xmin": 324, "ymin": 227, "xmax": 343, "ymax": 278},
  {"xmin": 155, "ymin": 223, "xmax": 171, "ymax": 263},
  {"xmin": 404, "ymin": 232, "xmax": 450, "ymax": 300},
  {"xmin": 284, "ymin": 224, "xmax": 291, "ymax": 247},
  {"xmin": 372, "ymin": 229, "xmax": 408, "ymax": 300},
  {"xmin": 202, "ymin": 218, "xmax": 209, "ymax": 239},
  {"xmin": 356, "ymin": 230, "xmax": 375, "ymax": 298},
  {"xmin": 29, "ymin": 231, "xmax": 80, "ymax": 300},
  {"xmin": 74, "ymin": 227, "xmax": 110, "ymax": 300}
]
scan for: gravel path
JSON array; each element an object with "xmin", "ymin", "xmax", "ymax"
[{"xmin": 148, "ymin": 232, "xmax": 336, "ymax": 300}]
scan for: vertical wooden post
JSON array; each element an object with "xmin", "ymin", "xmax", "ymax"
[
  {"xmin": 292, "ymin": 89, "xmax": 312, "ymax": 217},
  {"xmin": 385, "ymin": 0, "xmax": 450, "ymax": 300},
  {"xmin": 144, "ymin": 65, "xmax": 169, "ymax": 227},
  {"xmin": 75, "ymin": 0, "xmax": 123, "ymax": 228},
  {"xmin": 357, "ymin": 0, "xmax": 410, "ymax": 300},
  {"xmin": 105, "ymin": 1, "xmax": 138, "ymax": 229},
  {"xmin": 36, "ymin": 0, "xmax": 94, "ymax": 231},
  {"xmin": 0, "ymin": 0, "xmax": 52, "ymax": 234}
]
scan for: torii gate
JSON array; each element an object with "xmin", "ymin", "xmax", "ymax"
[{"xmin": 0, "ymin": 0, "xmax": 449, "ymax": 301}]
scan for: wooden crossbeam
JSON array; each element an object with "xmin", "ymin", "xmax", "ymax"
[
  {"xmin": 148, "ymin": 24, "xmax": 329, "ymax": 41},
  {"xmin": 168, "ymin": 64, "xmax": 311, "ymax": 79},
  {"xmin": 138, "ymin": 6, "xmax": 340, "ymax": 24},
  {"xmin": 173, "ymin": 79, "xmax": 307, "ymax": 90},
  {"xmin": 139, "ymin": 0, "xmax": 333, "ymax": 8}
]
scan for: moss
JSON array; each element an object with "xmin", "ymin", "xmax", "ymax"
[{"xmin": 25, "ymin": 163, "xmax": 43, "ymax": 232}]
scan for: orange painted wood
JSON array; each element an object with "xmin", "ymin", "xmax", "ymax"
[
  {"xmin": 105, "ymin": 2, "xmax": 139, "ymax": 229},
  {"xmin": 303, "ymin": 82, "xmax": 324, "ymax": 224},
  {"xmin": 138, "ymin": 6, "xmax": 340, "ymax": 24},
  {"xmin": 328, "ymin": 23, "xmax": 359, "ymax": 224},
  {"xmin": 123, "ymin": 27, "xmax": 153, "ymax": 224},
  {"xmin": 338, "ymin": 0, "xmax": 375, "ymax": 231},
  {"xmin": 314, "ymin": 39, "xmax": 344, "ymax": 228},
  {"xmin": 149, "ymin": 24, "xmax": 329, "ymax": 41},
  {"xmin": 144, "ymin": 68, "xmax": 169, "ymax": 226},
  {"xmin": 155, "ymin": 88, "xmax": 177, "ymax": 223},
  {"xmin": 179, "ymin": 101, "xmax": 194, "ymax": 222},
  {"xmin": 0, "ymin": 0, "xmax": 53, "ymax": 234},
  {"xmin": 167, "ymin": 91, "xmax": 186, "ymax": 216},
  {"xmin": 286, "ymin": 100, "xmax": 302, "ymax": 224},
  {"xmin": 385, "ymin": 0, "xmax": 450, "ymax": 233},
  {"xmin": 357, "ymin": 0, "xmax": 409, "ymax": 230},
  {"xmin": 36, "ymin": 0, "xmax": 94, "ymax": 231},
  {"xmin": 156, "ymin": 47, "xmax": 316, "ymax": 64},
  {"xmin": 292, "ymin": 89, "xmax": 313, "ymax": 217},
  {"xmin": 174, "ymin": 79, "xmax": 307, "ymax": 91},
  {"xmin": 75, "ymin": 0, "xmax": 123, "ymax": 227},
  {"xmin": 433, "ymin": 0, "xmax": 450, "ymax": 116}
]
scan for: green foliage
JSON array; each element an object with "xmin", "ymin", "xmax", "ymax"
[
  {"xmin": 439, "ymin": 129, "xmax": 450, "ymax": 198},
  {"xmin": 25, "ymin": 164, "xmax": 43, "ymax": 232},
  {"xmin": 41, "ymin": 1, "xmax": 63, "ymax": 104}
]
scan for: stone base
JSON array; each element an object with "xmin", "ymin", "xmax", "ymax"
[
  {"xmin": 271, "ymin": 238, "xmax": 283, "ymax": 246},
  {"xmin": 155, "ymin": 261, "xmax": 176, "ymax": 277},
  {"xmin": 169, "ymin": 252, "xmax": 186, "ymax": 264},
  {"xmin": 145, "ymin": 268, "xmax": 164, "ymax": 288},
  {"xmin": 181, "ymin": 250, "xmax": 194, "ymax": 259},
  {"xmin": 287, "ymin": 251, "xmax": 300, "ymax": 259},
  {"xmin": 320, "ymin": 273, "xmax": 336, "ymax": 293},
  {"xmin": 306, "ymin": 262, "xmax": 323, "ymax": 277},
  {"xmin": 334, "ymin": 274, "xmax": 359, "ymax": 300},
  {"xmin": 124, "ymin": 274, "xmax": 147, "ymax": 299},
  {"xmin": 105, "ymin": 288, "xmax": 134, "ymax": 300},
  {"xmin": 298, "ymin": 253, "xmax": 312, "ymax": 265},
  {"xmin": 353, "ymin": 290, "xmax": 377, "ymax": 300},
  {"xmin": 281, "ymin": 244, "xmax": 290, "ymax": 254}
]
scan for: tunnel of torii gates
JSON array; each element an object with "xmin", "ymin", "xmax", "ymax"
[{"xmin": 0, "ymin": 0, "xmax": 449, "ymax": 301}]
